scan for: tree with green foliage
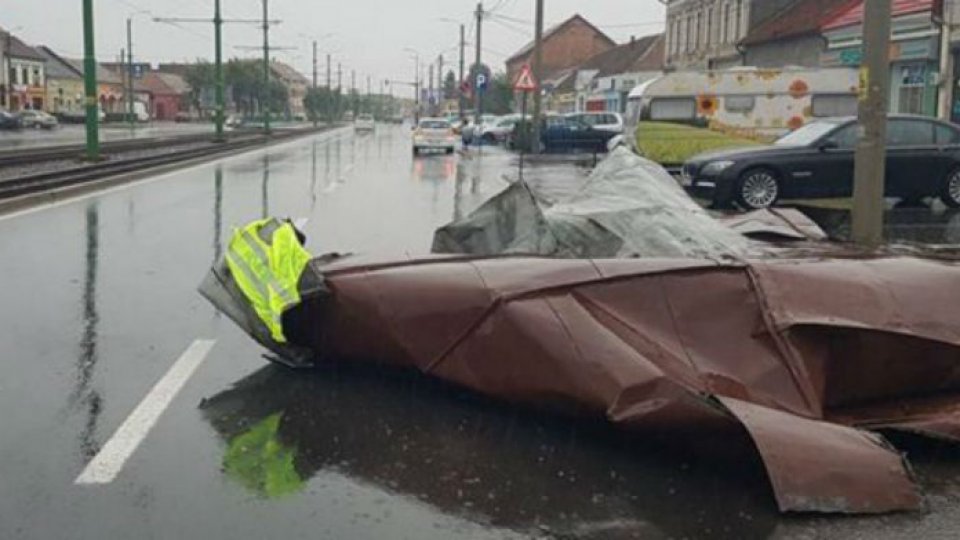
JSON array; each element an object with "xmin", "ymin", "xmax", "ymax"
[{"xmin": 443, "ymin": 70, "xmax": 457, "ymax": 100}]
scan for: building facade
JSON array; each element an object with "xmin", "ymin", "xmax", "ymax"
[
  {"xmin": 505, "ymin": 15, "xmax": 617, "ymax": 84},
  {"xmin": 2, "ymin": 30, "xmax": 47, "ymax": 110},
  {"xmin": 740, "ymin": 0, "xmax": 850, "ymax": 68},
  {"xmin": 270, "ymin": 61, "xmax": 309, "ymax": 120},
  {"xmin": 822, "ymin": 0, "xmax": 943, "ymax": 116},
  {"xmin": 664, "ymin": 0, "xmax": 800, "ymax": 70},
  {"xmin": 141, "ymin": 71, "xmax": 190, "ymax": 120},
  {"xmin": 36, "ymin": 46, "xmax": 84, "ymax": 113},
  {"xmin": 575, "ymin": 34, "xmax": 665, "ymax": 113}
]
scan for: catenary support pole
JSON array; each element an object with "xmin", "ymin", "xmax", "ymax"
[
  {"xmin": 214, "ymin": 0, "xmax": 225, "ymax": 141},
  {"xmin": 474, "ymin": 2, "xmax": 483, "ymax": 126},
  {"xmin": 312, "ymin": 40, "xmax": 318, "ymax": 126},
  {"xmin": 127, "ymin": 18, "xmax": 135, "ymax": 130},
  {"xmin": 82, "ymin": 0, "xmax": 100, "ymax": 160},
  {"xmin": 459, "ymin": 24, "xmax": 465, "ymax": 121},
  {"xmin": 261, "ymin": 0, "xmax": 271, "ymax": 134},
  {"xmin": 531, "ymin": 0, "xmax": 544, "ymax": 154},
  {"xmin": 851, "ymin": 0, "xmax": 892, "ymax": 245}
]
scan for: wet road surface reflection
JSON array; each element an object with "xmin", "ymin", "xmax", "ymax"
[{"xmin": 202, "ymin": 364, "xmax": 780, "ymax": 539}]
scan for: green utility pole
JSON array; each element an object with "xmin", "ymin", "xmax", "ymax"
[
  {"xmin": 262, "ymin": 0, "xmax": 271, "ymax": 135},
  {"xmin": 851, "ymin": 0, "xmax": 892, "ymax": 245},
  {"xmin": 214, "ymin": 0, "xmax": 225, "ymax": 141},
  {"xmin": 127, "ymin": 18, "xmax": 135, "ymax": 131},
  {"xmin": 82, "ymin": 0, "xmax": 100, "ymax": 160}
]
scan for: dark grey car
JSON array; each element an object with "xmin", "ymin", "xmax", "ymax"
[{"xmin": 682, "ymin": 114, "xmax": 960, "ymax": 210}]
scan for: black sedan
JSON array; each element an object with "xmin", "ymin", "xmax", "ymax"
[{"xmin": 682, "ymin": 114, "xmax": 960, "ymax": 210}]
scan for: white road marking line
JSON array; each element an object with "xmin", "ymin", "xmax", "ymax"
[
  {"xmin": 0, "ymin": 127, "xmax": 353, "ymax": 223},
  {"xmin": 75, "ymin": 339, "xmax": 216, "ymax": 485}
]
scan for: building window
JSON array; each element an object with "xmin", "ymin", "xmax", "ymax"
[
  {"xmin": 650, "ymin": 97, "xmax": 696, "ymax": 120},
  {"xmin": 695, "ymin": 11, "xmax": 702, "ymax": 50},
  {"xmin": 722, "ymin": 3, "xmax": 730, "ymax": 44},
  {"xmin": 811, "ymin": 94, "xmax": 858, "ymax": 117},
  {"xmin": 706, "ymin": 7, "xmax": 713, "ymax": 47},
  {"xmin": 897, "ymin": 63, "xmax": 927, "ymax": 115},
  {"xmin": 724, "ymin": 95, "xmax": 755, "ymax": 112},
  {"xmin": 733, "ymin": 0, "xmax": 743, "ymax": 41}
]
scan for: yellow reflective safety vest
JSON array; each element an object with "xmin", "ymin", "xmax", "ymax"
[{"xmin": 225, "ymin": 218, "xmax": 312, "ymax": 343}]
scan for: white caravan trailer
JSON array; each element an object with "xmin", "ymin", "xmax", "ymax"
[{"xmin": 625, "ymin": 67, "xmax": 860, "ymax": 141}]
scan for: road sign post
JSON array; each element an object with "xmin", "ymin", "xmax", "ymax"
[{"xmin": 514, "ymin": 64, "xmax": 537, "ymax": 182}]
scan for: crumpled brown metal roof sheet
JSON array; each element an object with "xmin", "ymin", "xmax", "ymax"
[{"xmin": 257, "ymin": 255, "xmax": 960, "ymax": 513}]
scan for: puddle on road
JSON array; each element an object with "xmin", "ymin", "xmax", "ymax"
[
  {"xmin": 790, "ymin": 204, "xmax": 960, "ymax": 246},
  {"xmin": 201, "ymin": 364, "xmax": 782, "ymax": 539}
]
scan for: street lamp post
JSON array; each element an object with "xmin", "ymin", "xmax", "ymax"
[{"xmin": 404, "ymin": 48, "xmax": 421, "ymax": 123}]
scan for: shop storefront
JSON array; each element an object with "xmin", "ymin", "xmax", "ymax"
[{"xmin": 822, "ymin": 1, "xmax": 941, "ymax": 117}]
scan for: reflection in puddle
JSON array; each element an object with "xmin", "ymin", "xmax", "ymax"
[
  {"xmin": 796, "ymin": 204, "xmax": 960, "ymax": 245},
  {"xmin": 201, "ymin": 365, "xmax": 780, "ymax": 539}
]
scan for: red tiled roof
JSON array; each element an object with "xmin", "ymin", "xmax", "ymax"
[
  {"xmin": 506, "ymin": 14, "xmax": 616, "ymax": 64},
  {"xmin": 742, "ymin": 0, "xmax": 855, "ymax": 45},
  {"xmin": 823, "ymin": 0, "xmax": 938, "ymax": 30}
]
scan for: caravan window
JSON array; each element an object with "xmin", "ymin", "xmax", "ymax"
[
  {"xmin": 649, "ymin": 98, "xmax": 696, "ymax": 120},
  {"xmin": 724, "ymin": 95, "xmax": 755, "ymax": 113},
  {"xmin": 812, "ymin": 94, "xmax": 858, "ymax": 117}
]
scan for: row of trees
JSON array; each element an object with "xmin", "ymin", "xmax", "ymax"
[{"xmin": 183, "ymin": 59, "xmax": 289, "ymax": 119}]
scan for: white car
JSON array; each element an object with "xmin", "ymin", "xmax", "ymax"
[
  {"xmin": 480, "ymin": 114, "xmax": 522, "ymax": 143},
  {"xmin": 20, "ymin": 110, "xmax": 58, "ymax": 129},
  {"xmin": 354, "ymin": 113, "xmax": 375, "ymax": 131},
  {"xmin": 461, "ymin": 114, "xmax": 499, "ymax": 144},
  {"xmin": 413, "ymin": 118, "xmax": 457, "ymax": 155},
  {"xmin": 567, "ymin": 112, "xmax": 624, "ymax": 134}
]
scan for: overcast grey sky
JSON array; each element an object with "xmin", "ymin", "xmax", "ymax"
[{"xmin": 8, "ymin": 0, "xmax": 665, "ymax": 87}]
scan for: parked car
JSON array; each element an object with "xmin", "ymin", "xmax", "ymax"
[
  {"xmin": 0, "ymin": 110, "xmax": 22, "ymax": 130},
  {"xmin": 461, "ymin": 114, "xmax": 499, "ymax": 144},
  {"xmin": 541, "ymin": 115, "xmax": 619, "ymax": 153},
  {"xmin": 413, "ymin": 118, "xmax": 457, "ymax": 155},
  {"xmin": 355, "ymin": 113, "xmax": 376, "ymax": 131},
  {"xmin": 480, "ymin": 114, "xmax": 523, "ymax": 143},
  {"xmin": 20, "ymin": 110, "xmax": 59, "ymax": 129},
  {"xmin": 682, "ymin": 114, "xmax": 960, "ymax": 210},
  {"xmin": 567, "ymin": 112, "xmax": 623, "ymax": 134}
]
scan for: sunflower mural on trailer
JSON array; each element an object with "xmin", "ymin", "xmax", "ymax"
[{"xmin": 697, "ymin": 93, "xmax": 719, "ymax": 117}]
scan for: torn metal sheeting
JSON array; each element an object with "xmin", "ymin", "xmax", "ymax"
[
  {"xmin": 258, "ymin": 254, "xmax": 960, "ymax": 514},
  {"xmin": 432, "ymin": 148, "xmax": 828, "ymax": 260}
]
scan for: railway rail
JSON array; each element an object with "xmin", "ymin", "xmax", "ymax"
[{"xmin": 0, "ymin": 126, "xmax": 333, "ymax": 200}]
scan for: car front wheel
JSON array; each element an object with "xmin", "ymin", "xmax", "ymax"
[
  {"xmin": 735, "ymin": 168, "xmax": 780, "ymax": 210},
  {"xmin": 941, "ymin": 167, "xmax": 960, "ymax": 208}
]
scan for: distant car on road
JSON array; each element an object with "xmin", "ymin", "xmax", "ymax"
[
  {"xmin": 413, "ymin": 118, "xmax": 457, "ymax": 155},
  {"xmin": 480, "ymin": 114, "xmax": 523, "ymax": 144},
  {"xmin": 682, "ymin": 114, "xmax": 960, "ymax": 210},
  {"xmin": 567, "ymin": 112, "xmax": 624, "ymax": 134},
  {"xmin": 355, "ymin": 113, "xmax": 376, "ymax": 132},
  {"xmin": 20, "ymin": 110, "xmax": 59, "ymax": 129},
  {"xmin": 461, "ymin": 114, "xmax": 499, "ymax": 145},
  {"xmin": 540, "ymin": 115, "xmax": 619, "ymax": 153},
  {"xmin": 0, "ymin": 109, "xmax": 22, "ymax": 130}
]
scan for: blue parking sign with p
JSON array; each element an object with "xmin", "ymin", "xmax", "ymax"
[{"xmin": 476, "ymin": 74, "xmax": 488, "ymax": 92}]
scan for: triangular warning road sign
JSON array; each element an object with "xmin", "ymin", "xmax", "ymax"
[{"xmin": 514, "ymin": 65, "xmax": 537, "ymax": 92}]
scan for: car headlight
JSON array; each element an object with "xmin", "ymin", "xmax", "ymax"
[{"xmin": 700, "ymin": 160, "xmax": 735, "ymax": 176}]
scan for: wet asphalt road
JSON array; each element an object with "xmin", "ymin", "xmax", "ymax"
[
  {"xmin": 2, "ymin": 125, "xmax": 960, "ymax": 540},
  {"xmin": 0, "ymin": 122, "xmax": 219, "ymax": 150}
]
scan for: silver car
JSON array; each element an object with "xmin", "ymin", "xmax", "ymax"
[{"xmin": 20, "ymin": 110, "xmax": 59, "ymax": 130}]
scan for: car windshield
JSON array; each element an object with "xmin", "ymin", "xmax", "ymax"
[
  {"xmin": 419, "ymin": 120, "xmax": 450, "ymax": 129},
  {"xmin": 358, "ymin": 115, "xmax": 373, "ymax": 121},
  {"xmin": 775, "ymin": 121, "xmax": 844, "ymax": 146}
]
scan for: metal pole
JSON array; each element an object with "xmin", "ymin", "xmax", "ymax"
[
  {"xmin": 851, "ymin": 0, "xmax": 892, "ymax": 245},
  {"xmin": 438, "ymin": 54, "xmax": 444, "ymax": 114},
  {"xmin": 214, "ymin": 0, "xmax": 225, "ymax": 141},
  {"xmin": 262, "ymin": 0, "xmax": 271, "ymax": 134},
  {"xmin": 938, "ymin": 1, "xmax": 954, "ymax": 120},
  {"xmin": 531, "ymin": 0, "xmax": 544, "ymax": 153},
  {"xmin": 312, "ymin": 40, "xmax": 318, "ymax": 126},
  {"xmin": 459, "ymin": 24, "xmax": 465, "ymax": 121},
  {"xmin": 428, "ymin": 63, "xmax": 434, "ymax": 116},
  {"xmin": 326, "ymin": 53, "xmax": 332, "ymax": 123},
  {"xmin": 474, "ymin": 2, "xmax": 483, "ymax": 126},
  {"xmin": 127, "ymin": 18, "xmax": 135, "ymax": 130},
  {"xmin": 519, "ymin": 91, "xmax": 527, "ymax": 181},
  {"xmin": 4, "ymin": 30, "xmax": 11, "ymax": 109},
  {"xmin": 82, "ymin": 0, "xmax": 100, "ymax": 160},
  {"xmin": 414, "ymin": 55, "xmax": 420, "ymax": 123}
]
